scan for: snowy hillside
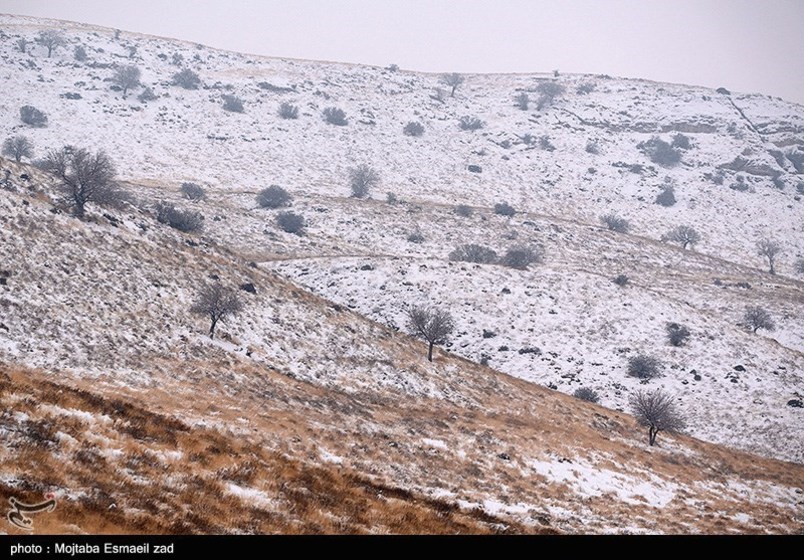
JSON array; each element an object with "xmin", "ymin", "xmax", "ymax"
[{"xmin": 0, "ymin": 14, "xmax": 803, "ymax": 534}]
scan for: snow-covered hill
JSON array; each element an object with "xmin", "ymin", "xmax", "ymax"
[{"xmin": 0, "ymin": 14, "xmax": 803, "ymax": 533}]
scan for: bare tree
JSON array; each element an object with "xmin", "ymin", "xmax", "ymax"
[
  {"xmin": 756, "ymin": 238, "xmax": 783, "ymax": 275},
  {"xmin": 406, "ymin": 305, "xmax": 455, "ymax": 362},
  {"xmin": 35, "ymin": 30, "xmax": 66, "ymax": 58},
  {"xmin": 536, "ymin": 81, "xmax": 566, "ymax": 110},
  {"xmin": 15, "ymin": 38, "xmax": 28, "ymax": 54},
  {"xmin": 190, "ymin": 282, "xmax": 244, "ymax": 339},
  {"xmin": 743, "ymin": 306, "xmax": 775, "ymax": 333},
  {"xmin": 440, "ymin": 73, "xmax": 464, "ymax": 97},
  {"xmin": 111, "ymin": 65, "xmax": 141, "ymax": 98},
  {"xmin": 349, "ymin": 164, "xmax": 379, "ymax": 198},
  {"xmin": 629, "ymin": 389, "xmax": 686, "ymax": 446},
  {"xmin": 662, "ymin": 225, "xmax": 700, "ymax": 249},
  {"xmin": 41, "ymin": 147, "xmax": 125, "ymax": 218},
  {"xmin": 2, "ymin": 135, "xmax": 34, "ymax": 163}
]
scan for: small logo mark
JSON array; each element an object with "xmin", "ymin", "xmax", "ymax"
[{"xmin": 7, "ymin": 493, "xmax": 57, "ymax": 530}]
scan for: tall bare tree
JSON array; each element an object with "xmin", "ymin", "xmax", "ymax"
[
  {"xmin": 406, "ymin": 305, "xmax": 455, "ymax": 362},
  {"xmin": 190, "ymin": 282, "xmax": 244, "ymax": 339},
  {"xmin": 756, "ymin": 238, "xmax": 783, "ymax": 275},
  {"xmin": 662, "ymin": 225, "xmax": 701, "ymax": 249},
  {"xmin": 41, "ymin": 147, "xmax": 124, "ymax": 218},
  {"xmin": 35, "ymin": 30, "xmax": 66, "ymax": 58},
  {"xmin": 2, "ymin": 135, "xmax": 34, "ymax": 163},
  {"xmin": 112, "ymin": 65, "xmax": 141, "ymax": 98},
  {"xmin": 629, "ymin": 389, "xmax": 686, "ymax": 446},
  {"xmin": 439, "ymin": 73, "xmax": 465, "ymax": 97}
]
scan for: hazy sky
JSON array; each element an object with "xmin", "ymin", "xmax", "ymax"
[{"xmin": 3, "ymin": 0, "xmax": 803, "ymax": 104}]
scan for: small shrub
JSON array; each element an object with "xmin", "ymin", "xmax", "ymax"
[
  {"xmin": 601, "ymin": 214, "xmax": 630, "ymax": 233},
  {"xmin": 514, "ymin": 92, "xmax": 529, "ymax": 110},
  {"xmin": 536, "ymin": 81, "xmax": 565, "ymax": 110},
  {"xmin": 222, "ymin": 94, "xmax": 244, "ymax": 113},
  {"xmin": 407, "ymin": 231, "xmax": 424, "ymax": 243},
  {"xmin": 539, "ymin": 135, "xmax": 555, "ymax": 151},
  {"xmin": 573, "ymin": 387, "xmax": 599, "ymax": 403},
  {"xmin": 154, "ymin": 202, "xmax": 204, "ymax": 232},
  {"xmin": 278, "ymin": 102, "xmax": 299, "ymax": 119},
  {"xmin": 386, "ymin": 192, "xmax": 398, "ymax": 204},
  {"xmin": 613, "ymin": 274, "xmax": 629, "ymax": 287},
  {"xmin": 403, "ymin": 121, "xmax": 424, "ymax": 137},
  {"xmin": 458, "ymin": 116, "xmax": 485, "ymax": 131},
  {"xmin": 639, "ymin": 137, "xmax": 681, "ymax": 166},
  {"xmin": 797, "ymin": 182, "xmax": 804, "ymax": 195},
  {"xmin": 276, "ymin": 211, "xmax": 305, "ymax": 235},
  {"xmin": 585, "ymin": 139, "xmax": 600, "ymax": 154},
  {"xmin": 137, "ymin": 87, "xmax": 157, "ymax": 103},
  {"xmin": 500, "ymin": 246, "xmax": 542, "ymax": 270},
  {"xmin": 172, "ymin": 68, "xmax": 201, "ymax": 89},
  {"xmin": 323, "ymin": 107, "xmax": 348, "ymax": 126},
  {"xmin": 655, "ymin": 185, "xmax": 676, "ymax": 207},
  {"xmin": 627, "ymin": 354, "xmax": 662, "ymax": 380},
  {"xmin": 73, "ymin": 45, "xmax": 87, "ymax": 61},
  {"xmin": 455, "ymin": 204, "xmax": 473, "ymax": 217},
  {"xmin": 576, "ymin": 82, "xmax": 596, "ymax": 95},
  {"xmin": 666, "ymin": 322, "xmax": 691, "ymax": 347},
  {"xmin": 672, "ymin": 134, "xmax": 691, "ymax": 150},
  {"xmin": 795, "ymin": 258, "xmax": 804, "ymax": 274},
  {"xmin": 449, "ymin": 244, "xmax": 498, "ymax": 264},
  {"xmin": 180, "ymin": 182, "xmax": 205, "ymax": 201},
  {"xmin": 20, "ymin": 106, "xmax": 47, "ymax": 127},
  {"xmin": 494, "ymin": 202, "xmax": 516, "ymax": 217},
  {"xmin": 257, "ymin": 185, "xmax": 291, "ymax": 208},
  {"xmin": 730, "ymin": 175, "xmax": 749, "ymax": 192},
  {"xmin": 349, "ymin": 164, "xmax": 379, "ymax": 198}
]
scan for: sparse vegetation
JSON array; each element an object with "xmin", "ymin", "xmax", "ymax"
[
  {"xmin": 449, "ymin": 244, "xmax": 498, "ymax": 264},
  {"xmin": 257, "ymin": 185, "xmax": 292, "ymax": 209},
  {"xmin": 576, "ymin": 82, "xmax": 596, "ymax": 95},
  {"xmin": 172, "ymin": 68, "xmax": 201, "ymax": 89},
  {"xmin": 138, "ymin": 87, "xmax": 158, "ymax": 103},
  {"xmin": 494, "ymin": 202, "xmax": 516, "ymax": 217},
  {"xmin": 180, "ymin": 182, "xmax": 206, "ymax": 201},
  {"xmin": 323, "ymin": 107, "xmax": 348, "ymax": 126},
  {"xmin": 439, "ymin": 73, "xmax": 465, "ymax": 97},
  {"xmin": 743, "ymin": 306, "xmax": 775, "ymax": 333},
  {"xmin": 500, "ymin": 246, "xmax": 542, "ymax": 270},
  {"xmin": 73, "ymin": 45, "xmax": 87, "ymax": 61},
  {"xmin": 756, "ymin": 238, "xmax": 783, "ymax": 275},
  {"xmin": 514, "ymin": 92, "xmax": 529, "ymax": 110},
  {"xmin": 662, "ymin": 225, "xmax": 700, "ymax": 249},
  {"xmin": 349, "ymin": 164, "xmax": 379, "ymax": 198},
  {"xmin": 222, "ymin": 94, "xmax": 244, "ymax": 113},
  {"xmin": 276, "ymin": 211, "xmax": 305, "ymax": 235},
  {"xmin": 795, "ymin": 258, "xmax": 804, "ymax": 275},
  {"xmin": 613, "ymin": 274, "xmax": 629, "ymax": 287},
  {"xmin": 536, "ymin": 81, "xmax": 565, "ymax": 110},
  {"xmin": 630, "ymin": 389, "xmax": 686, "ymax": 446},
  {"xmin": 672, "ymin": 134, "xmax": 691, "ymax": 150},
  {"xmin": 639, "ymin": 137, "xmax": 682, "ymax": 166},
  {"xmin": 407, "ymin": 231, "xmax": 424, "ymax": 244},
  {"xmin": 406, "ymin": 305, "xmax": 455, "ymax": 362},
  {"xmin": 539, "ymin": 135, "xmax": 555, "ymax": 151},
  {"xmin": 666, "ymin": 323, "xmax": 691, "ymax": 347},
  {"xmin": 190, "ymin": 282, "xmax": 244, "ymax": 339},
  {"xmin": 573, "ymin": 387, "xmax": 599, "ymax": 403},
  {"xmin": 2, "ymin": 135, "xmax": 34, "ymax": 163},
  {"xmin": 585, "ymin": 139, "xmax": 600, "ymax": 154},
  {"xmin": 154, "ymin": 202, "xmax": 204, "ymax": 232},
  {"xmin": 403, "ymin": 122, "xmax": 424, "ymax": 137},
  {"xmin": 35, "ymin": 29, "xmax": 66, "ymax": 58},
  {"xmin": 601, "ymin": 214, "xmax": 630, "ymax": 233},
  {"xmin": 41, "ymin": 147, "xmax": 127, "ymax": 219},
  {"xmin": 109, "ymin": 66, "xmax": 141, "ymax": 99},
  {"xmin": 655, "ymin": 185, "xmax": 676, "ymax": 207},
  {"xmin": 455, "ymin": 204, "xmax": 473, "ymax": 217},
  {"xmin": 278, "ymin": 102, "xmax": 299, "ymax": 119},
  {"xmin": 458, "ymin": 116, "xmax": 485, "ymax": 131},
  {"xmin": 627, "ymin": 354, "xmax": 662, "ymax": 380},
  {"xmin": 20, "ymin": 105, "xmax": 47, "ymax": 127}
]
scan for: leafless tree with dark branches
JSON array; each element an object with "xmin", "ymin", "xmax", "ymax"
[
  {"xmin": 743, "ymin": 306, "xmax": 775, "ymax": 333},
  {"xmin": 2, "ymin": 135, "xmax": 34, "ymax": 163},
  {"xmin": 406, "ymin": 305, "xmax": 455, "ymax": 362},
  {"xmin": 629, "ymin": 389, "xmax": 686, "ymax": 446},
  {"xmin": 190, "ymin": 282, "xmax": 244, "ymax": 339},
  {"xmin": 662, "ymin": 225, "xmax": 701, "ymax": 249},
  {"xmin": 111, "ymin": 65, "xmax": 141, "ymax": 98},
  {"xmin": 35, "ymin": 30, "xmax": 66, "ymax": 58},
  {"xmin": 756, "ymin": 238, "xmax": 783, "ymax": 275},
  {"xmin": 41, "ymin": 147, "xmax": 127, "ymax": 218}
]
